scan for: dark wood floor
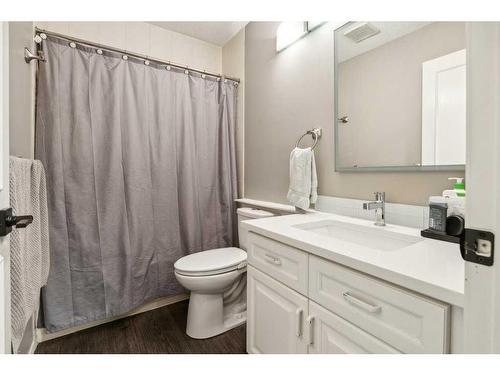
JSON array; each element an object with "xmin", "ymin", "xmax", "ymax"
[{"xmin": 35, "ymin": 300, "xmax": 247, "ymax": 354}]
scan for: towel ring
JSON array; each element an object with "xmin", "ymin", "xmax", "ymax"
[{"xmin": 295, "ymin": 128, "xmax": 322, "ymax": 150}]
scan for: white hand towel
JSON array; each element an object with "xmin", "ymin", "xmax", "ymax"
[{"xmin": 287, "ymin": 147, "xmax": 318, "ymax": 210}]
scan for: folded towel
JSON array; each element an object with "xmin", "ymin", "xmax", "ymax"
[
  {"xmin": 287, "ymin": 147, "xmax": 318, "ymax": 210},
  {"xmin": 9, "ymin": 157, "xmax": 50, "ymax": 353}
]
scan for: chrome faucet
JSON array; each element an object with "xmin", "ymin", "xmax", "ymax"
[{"xmin": 363, "ymin": 192, "xmax": 386, "ymax": 226}]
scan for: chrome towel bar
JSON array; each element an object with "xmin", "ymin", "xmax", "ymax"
[{"xmin": 295, "ymin": 128, "xmax": 322, "ymax": 150}]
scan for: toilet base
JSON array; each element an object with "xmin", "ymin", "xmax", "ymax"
[{"xmin": 186, "ymin": 292, "xmax": 246, "ymax": 339}]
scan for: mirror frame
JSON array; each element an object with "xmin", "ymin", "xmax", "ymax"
[{"xmin": 333, "ymin": 22, "xmax": 466, "ymax": 173}]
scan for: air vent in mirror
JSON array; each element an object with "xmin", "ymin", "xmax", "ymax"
[{"xmin": 343, "ymin": 22, "xmax": 380, "ymax": 43}]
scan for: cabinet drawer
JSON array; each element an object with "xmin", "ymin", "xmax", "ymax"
[
  {"xmin": 309, "ymin": 255, "xmax": 450, "ymax": 353},
  {"xmin": 247, "ymin": 232, "xmax": 308, "ymax": 295},
  {"xmin": 308, "ymin": 301, "xmax": 401, "ymax": 354}
]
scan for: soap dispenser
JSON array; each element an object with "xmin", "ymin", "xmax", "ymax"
[{"xmin": 443, "ymin": 177, "xmax": 466, "ymax": 198}]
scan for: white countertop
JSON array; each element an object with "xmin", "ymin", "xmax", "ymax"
[{"xmin": 242, "ymin": 211, "xmax": 465, "ymax": 307}]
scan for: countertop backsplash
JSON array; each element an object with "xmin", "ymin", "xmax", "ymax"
[{"xmin": 315, "ymin": 195, "xmax": 429, "ymax": 229}]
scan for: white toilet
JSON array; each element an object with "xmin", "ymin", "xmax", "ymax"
[{"xmin": 174, "ymin": 207, "xmax": 275, "ymax": 339}]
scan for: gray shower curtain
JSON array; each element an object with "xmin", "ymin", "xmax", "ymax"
[{"xmin": 35, "ymin": 36, "xmax": 238, "ymax": 332}]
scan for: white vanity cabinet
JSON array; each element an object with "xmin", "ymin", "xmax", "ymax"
[{"xmin": 246, "ymin": 231, "xmax": 451, "ymax": 354}]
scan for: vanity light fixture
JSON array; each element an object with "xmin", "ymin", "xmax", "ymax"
[
  {"xmin": 307, "ymin": 21, "xmax": 327, "ymax": 31},
  {"xmin": 276, "ymin": 22, "xmax": 307, "ymax": 52},
  {"xmin": 276, "ymin": 21, "xmax": 327, "ymax": 52}
]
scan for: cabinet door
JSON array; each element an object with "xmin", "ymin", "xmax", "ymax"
[
  {"xmin": 247, "ymin": 265, "xmax": 308, "ymax": 354},
  {"xmin": 308, "ymin": 301, "xmax": 400, "ymax": 354}
]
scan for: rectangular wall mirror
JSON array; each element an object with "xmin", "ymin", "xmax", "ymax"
[{"xmin": 334, "ymin": 22, "xmax": 466, "ymax": 172}]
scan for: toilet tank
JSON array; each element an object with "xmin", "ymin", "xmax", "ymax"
[{"xmin": 237, "ymin": 207, "xmax": 275, "ymax": 250}]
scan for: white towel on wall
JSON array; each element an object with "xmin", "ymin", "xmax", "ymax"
[
  {"xmin": 287, "ymin": 147, "xmax": 318, "ymax": 210},
  {"xmin": 9, "ymin": 157, "xmax": 50, "ymax": 353}
]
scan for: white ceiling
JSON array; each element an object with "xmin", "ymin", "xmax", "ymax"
[
  {"xmin": 336, "ymin": 22, "xmax": 432, "ymax": 62},
  {"xmin": 148, "ymin": 22, "xmax": 248, "ymax": 46}
]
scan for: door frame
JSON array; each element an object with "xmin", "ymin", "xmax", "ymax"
[
  {"xmin": 421, "ymin": 48, "xmax": 466, "ymax": 166},
  {"xmin": 0, "ymin": 20, "xmax": 11, "ymax": 354},
  {"xmin": 463, "ymin": 22, "xmax": 500, "ymax": 353}
]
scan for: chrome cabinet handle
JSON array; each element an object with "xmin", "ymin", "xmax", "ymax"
[
  {"xmin": 296, "ymin": 308, "xmax": 303, "ymax": 337},
  {"xmin": 264, "ymin": 253, "xmax": 282, "ymax": 265},
  {"xmin": 342, "ymin": 292, "xmax": 381, "ymax": 314},
  {"xmin": 307, "ymin": 315, "xmax": 315, "ymax": 345}
]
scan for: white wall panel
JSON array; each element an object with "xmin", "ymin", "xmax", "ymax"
[{"xmin": 98, "ymin": 22, "xmax": 126, "ymax": 50}]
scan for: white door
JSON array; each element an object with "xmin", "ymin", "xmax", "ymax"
[
  {"xmin": 421, "ymin": 49, "xmax": 466, "ymax": 166},
  {"xmin": 0, "ymin": 21, "xmax": 11, "ymax": 354},
  {"xmin": 247, "ymin": 265, "xmax": 308, "ymax": 354},
  {"xmin": 308, "ymin": 301, "xmax": 400, "ymax": 354},
  {"xmin": 463, "ymin": 22, "xmax": 500, "ymax": 353}
]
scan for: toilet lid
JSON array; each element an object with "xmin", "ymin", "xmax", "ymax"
[{"xmin": 174, "ymin": 247, "xmax": 247, "ymax": 276}]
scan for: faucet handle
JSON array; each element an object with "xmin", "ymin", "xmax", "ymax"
[{"xmin": 374, "ymin": 192, "xmax": 385, "ymax": 201}]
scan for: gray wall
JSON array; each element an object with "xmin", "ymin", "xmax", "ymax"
[
  {"xmin": 338, "ymin": 22, "xmax": 466, "ymax": 168},
  {"xmin": 9, "ymin": 22, "xmax": 36, "ymax": 159},
  {"xmin": 244, "ymin": 22, "xmax": 465, "ymax": 206},
  {"xmin": 222, "ymin": 28, "xmax": 245, "ymax": 198}
]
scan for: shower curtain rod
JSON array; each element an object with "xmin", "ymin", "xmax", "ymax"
[{"xmin": 34, "ymin": 27, "xmax": 241, "ymax": 83}]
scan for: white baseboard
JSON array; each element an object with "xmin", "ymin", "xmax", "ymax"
[{"xmin": 36, "ymin": 293, "xmax": 189, "ymax": 343}]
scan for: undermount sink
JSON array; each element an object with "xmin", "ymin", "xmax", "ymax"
[{"xmin": 294, "ymin": 219, "xmax": 423, "ymax": 251}]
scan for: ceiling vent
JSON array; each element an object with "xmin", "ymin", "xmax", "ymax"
[{"xmin": 343, "ymin": 22, "xmax": 380, "ymax": 43}]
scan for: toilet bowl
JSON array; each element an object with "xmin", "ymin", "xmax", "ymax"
[
  {"xmin": 175, "ymin": 247, "xmax": 247, "ymax": 339},
  {"xmin": 174, "ymin": 208, "xmax": 275, "ymax": 339}
]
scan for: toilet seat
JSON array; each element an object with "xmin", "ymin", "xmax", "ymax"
[{"xmin": 174, "ymin": 247, "xmax": 247, "ymax": 277}]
